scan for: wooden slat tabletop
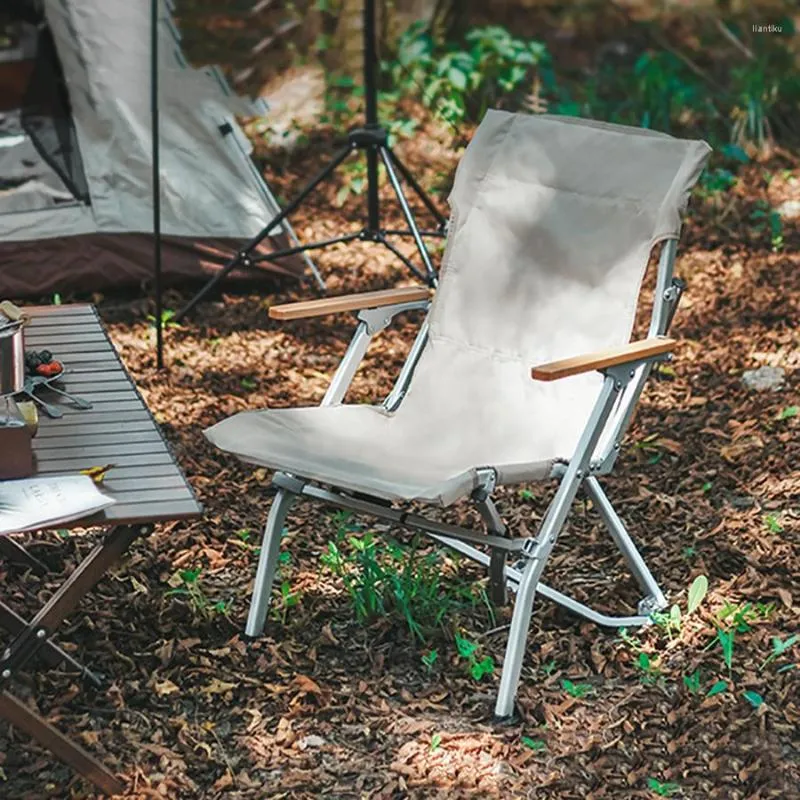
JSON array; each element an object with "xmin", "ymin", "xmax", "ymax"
[{"xmin": 21, "ymin": 305, "xmax": 202, "ymax": 528}]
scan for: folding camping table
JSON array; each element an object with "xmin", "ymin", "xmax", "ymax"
[{"xmin": 0, "ymin": 304, "xmax": 201, "ymax": 796}]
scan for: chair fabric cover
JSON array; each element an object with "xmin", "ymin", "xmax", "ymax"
[{"xmin": 205, "ymin": 111, "xmax": 710, "ymax": 505}]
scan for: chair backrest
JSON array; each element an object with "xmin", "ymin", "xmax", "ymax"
[{"xmin": 394, "ymin": 111, "xmax": 710, "ymax": 476}]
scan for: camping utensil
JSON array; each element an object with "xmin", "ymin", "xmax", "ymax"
[
  {"xmin": 0, "ymin": 310, "xmax": 25, "ymax": 397},
  {"xmin": 19, "ymin": 377, "xmax": 63, "ymax": 419},
  {"xmin": 29, "ymin": 373, "xmax": 93, "ymax": 410}
]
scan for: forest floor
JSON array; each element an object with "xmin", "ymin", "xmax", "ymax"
[
  {"xmin": 1, "ymin": 110, "xmax": 798, "ymax": 800},
  {"xmin": 1, "ymin": 33, "xmax": 799, "ymax": 800}
]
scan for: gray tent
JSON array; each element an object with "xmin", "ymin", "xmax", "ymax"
[{"xmin": 0, "ymin": 0, "xmax": 313, "ymax": 297}]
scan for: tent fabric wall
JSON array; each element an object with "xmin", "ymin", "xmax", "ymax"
[{"xmin": 0, "ymin": 0, "xmax": 304, "ymax": 296}]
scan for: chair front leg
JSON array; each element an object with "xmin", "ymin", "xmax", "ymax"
[
  {"xmin": 494, "ymin": 372, "xmax": 624, "ymax": 720},
  {"xmin": 245, "ymin": 488, "xmax": 296, "ymax": 638}
]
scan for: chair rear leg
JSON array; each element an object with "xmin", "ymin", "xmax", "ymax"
[
  {"xmin": 583, "ymin": 476, "xmax": 667, "ymax": 613},
  {"xmin": 245, "ymin": 489, "xmax": 296, "ymax": 638}
]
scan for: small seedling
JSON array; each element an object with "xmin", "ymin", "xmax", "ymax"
[
  {"xmin": 165, "ymin": 567, "xmax": 226, "ymax": 619},
  {"xmin": 702, "ymin": 481, "xmax": 713, "ymax": 493},
  {"xmin": 646, "ymin": 777, "xmax": 681, "ymax": 797},
  {"xmin": 778, "ymin": 405, "xmax": 798, "ymax": 420},
  {"xmin": 240, "ymin": 377, "xmax": 257, "ymax": 390},
  {"xmin": 455, "ymin": 633, "xmax": 495, "ymax": 681},
  {"xmin": 687, "ymin": 575, "xmax": 708, "ymax": 614},
  {"xmin": 521, "ymin": 736, "xmax": 546, "ymax": 751},
  {"xmin": 706, "ymin": 680, "xmax": 727, "ymax": 698},
  {"xmin": 277, "ymin": 581, "xmax": 300, "ymax": 624},
  {"xmin": 519, "ymin": 488, "xmax": 535, "ymax": 501},
  {"xmin": 421, "ymin": 649, "xmax": 439, "ymax": 672},
  {"xmin": 717, "ymin": 628, "xmax": 735, "ymax": 671},
  {"xmin": 652, "ymin": 605, "xmax": 682, "ymax": 640},
  {"xmin": 637, "ymin": 652, "xmax": 662, "ymax": 685},
  {"xmin": 429, "ymin": 733, "xmax": 442, "ymax": 752},
  {"xmin": 743, "ymin": 690, "xmax": 764, "ymax": 708},
  {"xmin": 764, "ymin": 514, "xmax": 784, "ymax": 534},
  {"xmin": 540, "ymin": 659, "xmax": 557, "ymax": 676},
  {"xmin": 683, "ymin": 669, "xmax": 702, "ymax": 694},
  {"xmin": 561, "ymin": 679, "xmax": 593, "ymax": 699},
  {"xmin": 147, "ymin": 308, "xmax": 181, "ymax": 330},
  {"xmin": 760, "ymin": 634, "xmax": 798, "ymax": 670}
]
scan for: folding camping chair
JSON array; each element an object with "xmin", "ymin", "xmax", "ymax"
[{"xmin": 206, "ymin": 111, "xmax": 711, "ymax": 719}]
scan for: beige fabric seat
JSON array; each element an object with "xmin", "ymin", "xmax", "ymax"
[{"xmin": 205, "ymin": 110, "xmax": 709, "ymax": 505}]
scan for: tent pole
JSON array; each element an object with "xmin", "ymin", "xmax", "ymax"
[{"xmin": 151, "ymin": 0, "xmax": 164, "ymax": 369}]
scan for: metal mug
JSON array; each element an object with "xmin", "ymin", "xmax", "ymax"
[{"xmin": 0, "ymin": 317, "xmax": 25, "ymax": 396}]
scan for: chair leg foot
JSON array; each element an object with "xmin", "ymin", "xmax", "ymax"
[
  {"xmin": 638, "ymin": 593, "xmax": 668, "ymax": 615},
  {"xmin": 493, "ymin": 554, "xmax": 540, "ymax": 719},
  {"xmin": 244, "ymin": 489, "xmax": 296, "ymax": 639}
]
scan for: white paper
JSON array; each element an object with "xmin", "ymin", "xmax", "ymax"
[{"xmin": 0, "ymin": 475, "xmax": 116, "ymax": 535}]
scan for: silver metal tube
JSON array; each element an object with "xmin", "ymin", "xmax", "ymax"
[
  {"xmin": 427, "ymin": 533, "xmax": 649, "ymax": 627},
  {"xmin": 321, "ymin": 321, "xmax": 372, "ymax": 406},
  {"xmin": 583, "ymin": 476, "xmax": 666, "ymax": 608},
  {"xmin": 649, "ymin": 238, "xmax": 677, "ymax": 337},
  {"xmin": 495, "ymin": 375, "xmax": 621, "ymax": 719},
  {"xmin": 595, "ymin": 238, "xmax": 679, "ymax": 467},
  {"xmin": 384, "ymin": 318, "xmax": 429, "ymax": 411},
  {"xmin": 245, "ymin": 488, "xmax": 296, "ymax": 637},
  {"xmin": 298, "ymin": 483, "xmax": 528, "ymax": 551}
]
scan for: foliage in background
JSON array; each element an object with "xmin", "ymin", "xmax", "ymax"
[{"xmin": 373, "ymin": 9, "xmax": 799, "ymax": 157}]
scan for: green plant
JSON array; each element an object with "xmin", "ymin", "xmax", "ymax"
[
  {"xmin": 647, "ymin": 777, "xmax": 681, "ymax": 797},
  {"xmin": 421, "ymin": 649, "xmax": 439, "ymax": 672},
  {"xmin": 687, "ymin": 575, "xmax": 709, "ymax": 614},
  {"xmin": 334, "ymin": 158, "xmax": 368, "ymax": 206},
  {"xmin": 750, "ymin": 200, "xmax": 784, "ymax": 251},
  {"xmin": 636, "ymin": 652, "xmax": 662, "ymax": 685},
  {"xmin": 760, "ymin": 634, "xmax": 798, "ymax": 671},
  {"xmin": 717, "ymin": 601, "xmax": 776, "ymax": 633},
  {"xmin": 454, "ymin": 633, "xmax": 494, "ymax": 681},
  {"xmin": 778, "ymin": 405, "xmax": 799, "ymax": 420},
  {"xmin": 561, "ymin": 678, "xmax": 593, "ymax": 699},
  {"xmin": 268, "ymin": 548, "xmax": 300, "ymax": 624},
  {"xmin": 764, "ymin": 514, "xmax": 784, "ymax": 534},
  {"xmin": 165, "ymin": 567, "xmax": 229, "ymax": 620},
  {"xmin": 147, "ymin": 308, "xmax": 181, "ymax": 330},
  {"xmin": 706, "ymin": 680, "xmax": 727, "ymax": 698},
  {"xmin": 651, "ymin": 605, "xmax": 682, "ymax": 640},
  {"xmin": 320, "ymin": 517, "xmax": 489, "ymax": 642},
  {"xmin": 683, "ymin": 668, "xmax": 702, "ymax": 694},
  {"xmin": 388, "ymin": 22, "xmax": 547, "ymax": 128},
  {"xmin": 430, "ymin": 733, "xmax": 442, "ymax": 752},
  {"xmin": 743, "ymin": 690, "xmax": 764, "ymax": 708},
  {"xmin": 717, "ymin": 628, "xmax": 735, "ymax": 671},
  {"xmin": 521, "ymin": 736, "xmax": 546, "ymax": 751}
]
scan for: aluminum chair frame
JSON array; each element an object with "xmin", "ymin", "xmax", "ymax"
[{"xmin": 243, "ymin": 238, "xmax": 684, "ymax": 720}]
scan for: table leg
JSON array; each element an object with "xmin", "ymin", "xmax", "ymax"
[
  {"xmin": 0, "ymin": 525, "xmax": 150, "ymax": 675},
  {"xmin": 0, "ymin": 689, "xmax": 124, "ymax": 796},
  {"xmin": 0, "ymin": 601, "xmax": 103, "ymax": 686},
  {"xmin": 0, "ymin": 537, "xmax": 48, "ymax": 575}
]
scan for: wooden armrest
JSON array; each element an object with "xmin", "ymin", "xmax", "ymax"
[
  {"xmin": 531, "ymin": 337, "xmax": 677, "ymax": 382},
  {"xmin": 269, "ymin": 286, "xmax": 431, "ymax": 321}
]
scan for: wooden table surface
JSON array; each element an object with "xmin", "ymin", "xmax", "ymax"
[{"xmin": 23, "ymin": 305, "xmax": 201, "ymax": 526}]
